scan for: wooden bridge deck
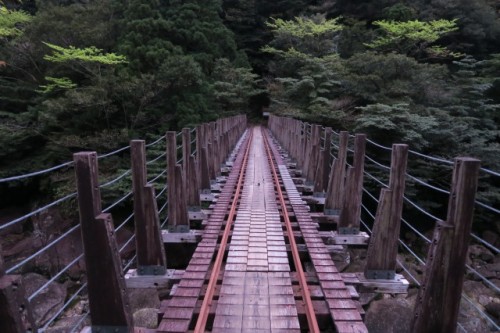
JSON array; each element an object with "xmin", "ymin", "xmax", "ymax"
[{"xmin": 158, "ymin": 127, "xmax": 366, "ymax": 332}]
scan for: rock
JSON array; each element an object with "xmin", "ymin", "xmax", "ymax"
[
  {"xmin": 23, "ymin": 273, "xmax": 67, "ymax": 327},
  {"xmin": 468, "ymin": 245, "xmax": 494, "ymax": 264},
  {"xmin": 133, "ymin": 308, "xmax": 158, "ymax": 329},
  {"xmin": 485, "ymin": 302, "xmax": 500, "ymax": 320},
  {"xmin": 359, "ymin": 292, "xmax": 377, "ymax": 306},
  {"xmin": 365, "ymin": 297, "xmax": 413, "ymax": 333},
  {"xmin": 129, "ymin": 288, "xmax": 160, "ymax": 312},
  {"xmin": 45, "ymin": 315, "xmax": 89, "ymax": 333},
  {"xmin": 482, "ymin": 231, "xmax": 498, "ymax": 249},
  {"xmin": 458, "ymin": 297, "xmax": 493, "ymax": 333}
]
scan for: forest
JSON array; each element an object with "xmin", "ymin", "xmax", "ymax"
[{"xmin": 0, "ymin": 0, "xmax": 499, "ymax": 219}]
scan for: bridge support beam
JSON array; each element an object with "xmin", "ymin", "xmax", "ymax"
[
  {"xmin": 74, "ymin": 152, "xmax": 134, "ymax": 332},
  {"xmin": 412, "ymin": 157, "xmax": 480, "ymax": 333}
]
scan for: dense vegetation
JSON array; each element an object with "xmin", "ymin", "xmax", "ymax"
[{"xmin": 0, "ymin": 0, "xmax": 499, "ymax": 224}]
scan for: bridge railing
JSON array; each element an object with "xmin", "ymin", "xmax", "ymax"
[
  {"xmin": 0, "ymin": 115, "xmax": 247, "ymax": 332},
  {"xmin": 268, "ymin": 114, "xmax": 499, "ymax": 333}
]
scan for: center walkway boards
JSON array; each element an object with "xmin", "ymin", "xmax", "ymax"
[{"xmin": 213, "ymin": 127, "xmax": 300, "ymax": 332}]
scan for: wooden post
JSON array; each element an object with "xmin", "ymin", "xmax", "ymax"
[
  {"xmin": 195, "ymin": 125, "xmax": 204, "ymax": 190},
  {"xmin": 412, "ymin": 157, "xmax": 480, "ymax": 333},
  {"xmin": 306, "ymin": 125, "xmax": 321, "ymax": 184},
  {"xmin": 172, "ymin": 165, "xmax": 189, "ymax": 232},
  {"xmin": 364, "ymin": 144, "xmax": 408, "ymax": 279},
  {"xmin": 200, "ymin": 146, "xmax": 211, "ymax": 191},
  {"xmin": 314, "ymin": 127, "xmax": 333, "ymax": 194},
  {"xmin": 74, "ymin": 152, "xmax": 133, "ymax": 331},
  {"xmin": 131, "ymin": 140, "xmax": 167, "ymax": 275},
  {"xmin": 324, "ymin": 131, "xmax": 349, "ymax": 215},
  {"xmin": 182, "ymin": 128, "xmax": 191, "ymax": 184},
  {"xmin": 338, "ymin": 134, "xmax": 366, "ymax": 233},
  {"xmin": 167, "ymin": 131, "xmax": 177, "ymax": 230},
  {"xmin": 322, "ymin": 128, "xmax": 333, "ymax": 190}
]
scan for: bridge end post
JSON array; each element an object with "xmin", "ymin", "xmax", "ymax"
[
  {"xmin": 411, "ymin": 157, "xmax": 480, "ymax": 333},
  {"xmin": 74, "ymin": 152, "xmax": 134, "ymax": 332}
]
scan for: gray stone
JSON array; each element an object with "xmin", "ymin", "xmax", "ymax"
[
  {"xmin": 133, "ymin": 308, "xmax": 158, "ymax": 329},
  {"xmin": 485, "ymin": 302, "xmax": 500, "ymax": 320},
  {"xmin": 23, "ymin": 273, "xmax": 67, "ymax": 327},
  {"xmin": 128, "ymin": 288, "xmax": 160, "ymax": 312},
  {"xmin": 45, "ymin": 315, "xmax": 89, "ymax": 333},
  {"xmin": 365, "ymin": 297, "xmax": 413, "ymax": 333}
]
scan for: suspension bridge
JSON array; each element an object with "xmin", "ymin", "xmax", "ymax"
[{"xmin": 0, "ymin": 115, "xmax": 498, "ymax": 332}]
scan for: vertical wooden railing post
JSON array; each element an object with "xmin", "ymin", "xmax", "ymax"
[
  {"xmin": 195, "ymin": 125, "xmax": 204, "ymax": 190},
  {"xmin": 412, "ymin": 157, "xmax": 480, "ymax": 333},
  {"xmin": 183, "ymin": 128, "xmax": 201, "ymax": 218},
  {"xmin": 314, "ymin": 127, "xmax": 333, "ymax": 195},
  {"xmin": 324, "ymin": 131, "xmax": 349, "ymax": 215},
  {"xmin": 0, "ymin": 243, "xmax": 37, "ymax": 333},
  {"xmin": 74, "ymin": 152, "xmax": 133, "ymax": 331},
  {"xmin": 364, "ymin": 144, "xmax": 408, "ymax": 279},
  {"xmin": 167, "ymin": 132, "xmax": 189, "ymax": 232},
  {"xmin": 338, "ymin": 134, "xmax": 366, "ymax": 233},
  {"xmin": 306, "ymin": 124, "xmax": 321, "ymax": 187},
  {"xmin": 131, "ymin": 140, "xmax": 167, "ymax": 275}
]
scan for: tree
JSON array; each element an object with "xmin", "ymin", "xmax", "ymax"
[{"xmin": 365, "ymin": 19, "xmax": 462, "ymax": 59}]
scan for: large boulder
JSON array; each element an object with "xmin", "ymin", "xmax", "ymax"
[
  {"xmin": 365, "ymin": 297, "xmax": 413, "ymax": 333},
  {"xmin": 23, "ymin": 273, "xmax": 67, "ymax": 327},
  {"xmin": 133, "ymin": 308, "xmax": 158, "ymax": 329},
  {"xmin": 129, "ymin": 288, "xmax": 160, "ymax": 311}
]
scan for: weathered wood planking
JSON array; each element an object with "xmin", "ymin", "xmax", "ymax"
[
  {"xmin": 265, "ymin": 126, "xmax": 367, "ymax": 333},
  {"xmin": 158, "ymin": 120, "xmax": 248, "ymax": 333}
]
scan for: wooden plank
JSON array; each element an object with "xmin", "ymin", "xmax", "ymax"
[
  {"xmin": 338, "ymin": 134, "xmax": 366, "ymax": 232},
  {"xmin": 173, "ymin": 165, "xmax": 189, "ymax": 230},
  {"xmin": 74, "ymin": 152, "xmax": 133, "ymax": 330},
  {"xmin": 412, "ymin": 158, "xmax": 480, "ymax": 333}
]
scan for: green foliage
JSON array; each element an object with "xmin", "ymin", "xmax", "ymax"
[
  {"xmin": 0, "ymin": 7, "xmax": 31, "ymax": 37},
  {"xmin": 266, "ymin": 16, "xmax": 343, "ymax": 38},
  {"xmin": 37, "ymin": 76, "xmax": 76, "ymax": 93},
  {"xmin": 382, "ymin": 4, "xmax": 417, "ymax": 21},
  {"xmin": 211, "ymin": 58, "xmax": 263, "ymax": 115},
  {"xmin": 354, "ymin": 103, "xmax": 439, "ymax": 149},
  {"xmin": 263, "ymin": 14, "xmax": 343, "ymax": 58},
  {"xmin": 42, "ymin": 42, "xmax": 127, "ymax": 64},
  {"xmin": 365, "ymin": 19, "xmax": 460, "ymax": 58}
]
